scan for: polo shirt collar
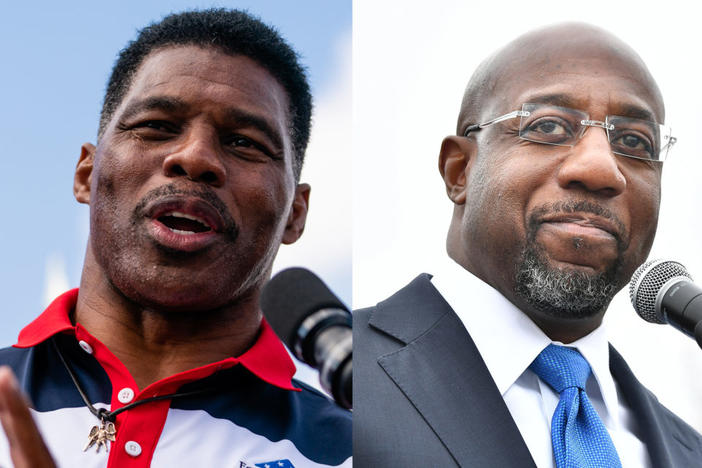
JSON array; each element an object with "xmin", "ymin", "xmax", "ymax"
[{"xmin": 15, "ymin": 289, "xmax": 298, "ymax": 392}]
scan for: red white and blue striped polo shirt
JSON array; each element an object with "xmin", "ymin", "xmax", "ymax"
[{"xmin": 0, "ymin": 289, "xmax": 352, "ymax": 468}]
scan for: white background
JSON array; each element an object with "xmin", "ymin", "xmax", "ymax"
[{"xmin": 353, "ymin": 0, "xmax": 702, "ymax": 431}]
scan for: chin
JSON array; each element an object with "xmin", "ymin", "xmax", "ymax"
[
  {"xmin": 93, "ymin": 234, "xmax": 273, "ymax": 314},
  {"xmin": 513, "ymin": 244, "xmax": 623, "ymax": 320},
  {"xmin": 107, "ymin": 266, "xmax": 253, "ymax": 313},
  {"xmin": 145, "ymin": 289, "xmax": 228, "ymax": 312},
  {"xmin": 124, "ymin": 284, "xmax": 227, "ymax": 313}
]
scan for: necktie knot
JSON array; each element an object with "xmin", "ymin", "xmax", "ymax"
[
  {"xmin": 529, "ymin": 344, "xmax": 591, "ymax": 393},
  {"xmin": 528, "ymin": 344, "xmax": 622, "ymax": 468}
]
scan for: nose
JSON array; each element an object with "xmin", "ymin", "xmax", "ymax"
[
  {"xmin": 556, "ymin": 127, "xmax": 626, "ymax": 196},
  {"xmin": 162, "ymin": 128, "xmax": 226, "ymax": 187}
]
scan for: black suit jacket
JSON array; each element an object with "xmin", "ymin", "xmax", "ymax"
[{"xmin": 353, "ymin": 274, "xmax": 702, "ymax": 467}]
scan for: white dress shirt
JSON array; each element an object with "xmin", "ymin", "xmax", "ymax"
[{"xmin": 430, "ymin": 257, "xmax": 651, "ymax": 468}]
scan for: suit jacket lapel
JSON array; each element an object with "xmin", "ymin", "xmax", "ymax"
[
  {"xmin": 370, "ymin": 274, "xmax": 536, "ymax": 467},
  {"xmin": 610, "ymin": 345, "xmax": 702, "ymax": 467}
]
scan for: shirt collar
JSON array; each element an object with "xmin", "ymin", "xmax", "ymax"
[
  {"xmin": 564, "ymin": 323, "xmax": 620, "ymax": 426},
  {"xmin": 15, "ymin": 289, "xmax": 297, "ymax": 391},
  {"xmin": 431, "ymin": 257, "xmax": 620, "ymax": 422}
]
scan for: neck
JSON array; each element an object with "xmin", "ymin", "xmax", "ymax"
[
  {"xmin": 525, "ymin": 312, "xmax": 604, "ymax": 344},
  {"xmin": 74, "ymin": 260, "xmax": 262, "ymax": 390},
  {"xmin": 447, "ymin": 244, "xmax": 606, "ymax": 344}
]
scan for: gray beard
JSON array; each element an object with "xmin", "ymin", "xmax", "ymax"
[{"xmin": 514, "ymin": 245, "xmax": 621, "ymax": 320}]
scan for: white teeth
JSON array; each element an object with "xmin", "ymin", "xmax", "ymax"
[
  {"xmin": 169, "ymin": 228, "xmax": 196, "ymax": 235},
  {"xmin": 167, "ymin": 211, "xmax": 208, "ymax": 225}
]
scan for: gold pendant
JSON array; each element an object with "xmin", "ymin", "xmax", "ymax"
[{"xmin": 83, "ymin": 419, "xmax": 116, "ymax": 453}]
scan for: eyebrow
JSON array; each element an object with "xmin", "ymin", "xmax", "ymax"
[
  {"xmin": 614, "ymin": 104, "xmax": 656, "ymax": 123},
  {"xmin": 119, "ymin": 96, "xmax": 188, "ymax": 123},
  {"xmin": 224, "ymin": 108, "xmax": 285, "ymax": 152},
  {"xmin": 523, "ymin": 93, "xmax": 657, "ymax": 122}
]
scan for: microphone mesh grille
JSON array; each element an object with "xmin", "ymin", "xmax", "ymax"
[{"xmin": 629, "ymin": 259, "xmax": 691, "ymax": 323}]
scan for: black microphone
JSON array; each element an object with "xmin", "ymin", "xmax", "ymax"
[
  {"xmin": 629, "ymin": 259, "xmax": 702, "ymax": 349},
  {"xmin": 261, "ymin": 267, "xmax": 352, "ymax": 409}
]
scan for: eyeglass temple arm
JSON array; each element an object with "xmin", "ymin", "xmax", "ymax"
[{"xmin": 463, "ymin": 110, "xmax": 529, "ymax": 136}]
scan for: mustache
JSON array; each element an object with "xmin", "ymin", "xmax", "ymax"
[
  {"xmin": 133, "ymin": 183, "xmax": 239, "ymax": 239},
  {"xmin": 527, "ymin": 200, "xmax": 628, "ymax": 250}
]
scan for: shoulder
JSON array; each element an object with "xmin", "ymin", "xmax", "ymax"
[
  {"xmin": 609, "ymin": 346, "xmax": 702, "ymax": 458},
  {"xmin": 169, "ymin": 366, "xmax": 353, "ymax": 466},
  {"xmin": 290, "ymin": 379, "xmax": 352, "ymax": 426},
  {"xmin": 354, "ymin": 273, "xmax": 453, "ymax": 345},
  {"xmin": 0, "ymin": 343, "xmax": 45, "ymax": 378},
  {"xmin": 283, "ymin": 379, "xmax": 352, "ymax": 463},
  {"xmin": 639, "ymin": 382, "xmax": 702, "ymax": 459},
  {"xmin": 0, "ymin": 344, "xmax": 29, "ymax": 362},
  {"xmin": 352, "ymin": 306, "xmax": 374, "ymax": 331}
]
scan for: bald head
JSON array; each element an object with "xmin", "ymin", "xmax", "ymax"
[{"xmin": 457, "ymin": 22, "xmax": 664, "ymax": 134}]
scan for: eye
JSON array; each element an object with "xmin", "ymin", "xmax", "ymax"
[
  {"xmin": 610, "ymin": 131, "xmax": 654, "ymax": 160},
  {"xmin": 222, "ymin": 134, "xmax": 277, "ymax": 161},
  {"xmin": 532, "ymin": 120, "xmax": 566, "ymax": 135},
  {"xmin": 230, "ymin": 135, "xmax": 255, "ymax": 148},
  {"xmin": 127, "ymin": 120, "xmax": 180, "ymax": 140},
  {"xmin": 521, "ymin": 116, "xmax": 574, "ymax": 144},
  {"xmin": 140, "ymin": 121, "xmax": 177, "ymax": 132}
]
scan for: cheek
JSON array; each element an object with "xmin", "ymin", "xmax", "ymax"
[
  {"xmin": 90, "ymin": 157, "xmax": 122, "ymax": 228},
  {"xmin": 92, "ymin": 145, "xmax": 157, "ymax": 204},
  {"xmin": 464, "ymin": 155, "xmax": 528, "ymax": 249},
  {"xmin": 628, "ymin": 185, "xmax": 660, "ymax": 251},
  {"xmin": 623, "ymin": 163, "xmax": 660, "ymax": 230},
  {"xmin": 228, "ymin": 165, "xmax": 294, "ymax": 233},
  {"xmin": 471, "ymin": 150, "xmax": 547, "ymax": 222}
]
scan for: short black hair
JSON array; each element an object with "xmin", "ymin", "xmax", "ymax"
[{"xmin": 99, "ymin": 8, "xmax": 312, "ymax": 179}]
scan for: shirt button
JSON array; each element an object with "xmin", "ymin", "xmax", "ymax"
[
  {"xmin": 78, "ymin": 340, "xmax": 93, "ymax": 354},
  {"xmin": 124, "ymin": 441, "xmax": 142, "ymax": 457},
  {"xmin": 118, "ymin": 388, "xmax": 135, "ymax": 404}
]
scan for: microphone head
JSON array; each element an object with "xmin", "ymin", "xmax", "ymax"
[
  {"xmin": 629, "ymin": 259, "xmax": 692, "ymax": 324},
  {"xmin": 261, "ymin": 267, "xmax": 349, "ymax": 349}
]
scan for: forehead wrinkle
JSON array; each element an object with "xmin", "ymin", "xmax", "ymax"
[{"xmin": 127, "ymin": 46, "xmax": 291, "ymax": 116}]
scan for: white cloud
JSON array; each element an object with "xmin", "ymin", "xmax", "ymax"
[{"xmin": 42, "ymin": 253, "xmax": 70, "ymax": 308}]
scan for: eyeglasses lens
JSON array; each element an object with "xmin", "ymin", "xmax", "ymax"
[{"xmin": 517, "ymin": 103, "xmax": 672, "ymax": 161}]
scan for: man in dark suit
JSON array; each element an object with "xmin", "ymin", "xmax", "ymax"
[{"xmin": 354, "ymin": 22, "xmax": 702, "ymax": 467}]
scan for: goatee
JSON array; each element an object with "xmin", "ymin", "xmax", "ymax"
[
  {"xmin": 514, "ymin": 201, "xmax": 626, "ymax": 319},
  {"xmin": 515, "ymin": 245, "xmax": 621, "ymax": 319}
]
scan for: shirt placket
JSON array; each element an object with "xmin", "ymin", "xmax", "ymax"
[{"xmin": 74, "ymin": 327, "xmax": 173, "ymax": 468}]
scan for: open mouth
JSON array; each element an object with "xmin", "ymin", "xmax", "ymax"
[
  {"xmin": 137, "ymin": 187, "xmax": 236, "ymax": 252},
  {"xmin": 157, "ymin": 211, "xmax": 212, "ymax": 235}
]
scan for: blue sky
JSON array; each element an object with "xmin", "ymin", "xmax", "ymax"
[{"xmin": 0, "ymin": 1, "xmax": 351, "ymax": 346}]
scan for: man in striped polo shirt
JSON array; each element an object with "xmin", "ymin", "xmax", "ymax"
[{"xmin": 0, "ymin": 9, "xmax": 351, "ymax": 468}]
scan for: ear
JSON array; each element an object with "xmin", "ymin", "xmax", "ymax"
[
  {"xmin": 438, "ymin": 135, "xmax": 476, "ymax": 205},
  {"xmin": 282, "ymin": 183, "xmax": 311, "ymax": 245},
  {"xmin": 74, "ymin": 143, "xmax": 95, "ymax": 204}
]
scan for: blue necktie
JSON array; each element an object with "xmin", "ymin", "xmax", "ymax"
[{"xmin": 529, "ymin": 344, "xmax": 622, "ymax": 468}]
